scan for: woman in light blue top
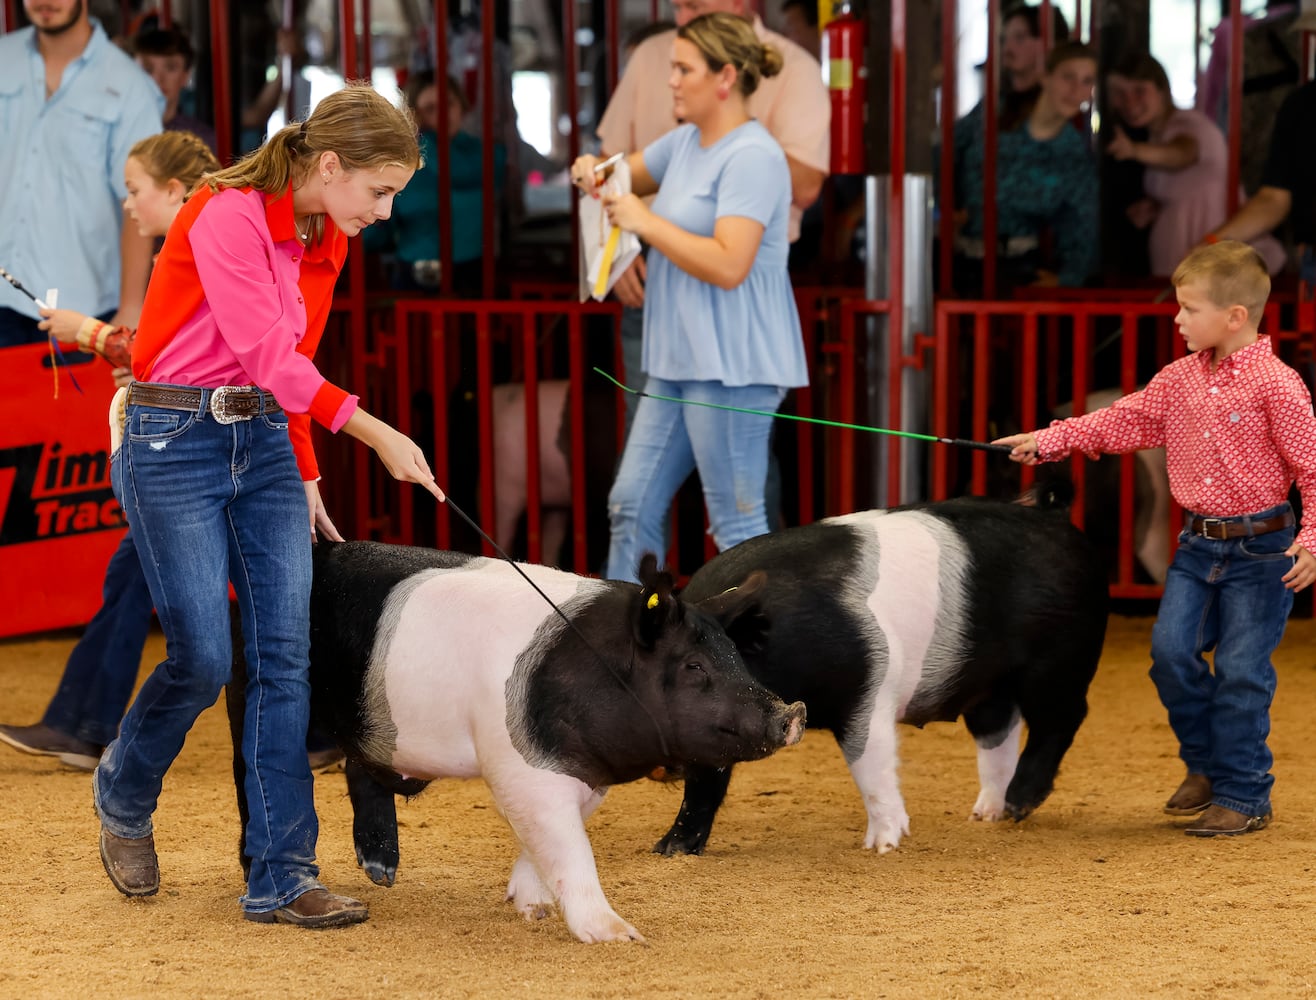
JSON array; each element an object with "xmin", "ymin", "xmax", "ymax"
[{"xmin": 572, "ymin": 11, "xmax": 807, "ymax": 582}]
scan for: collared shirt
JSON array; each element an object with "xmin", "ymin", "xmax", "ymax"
[
  {"xmin": 0, "ymin": 21, "xmax": 163, "ymax": 319},
  {"xmin": 1034, "ymin": 336, "xmax": 1316, "ymax": 551},
  {"xmin": 596, "ymin": 16, "xmax": 829, "ymax": 242},
  {"xmin": 132, "ymin": 183, "xmax": 356, "ymax": 481}
]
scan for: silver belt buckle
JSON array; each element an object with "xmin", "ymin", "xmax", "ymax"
[
  {"xmin": 209, "ymin": 385, "xmax": 245, "ymax": 425},
  {"xmin": 1199, "ymin": 518, "xmax": 1225, "ymax": 539}
]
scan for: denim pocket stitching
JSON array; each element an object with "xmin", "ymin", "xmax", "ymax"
[
  {"xmin": 127, "ymin": 411, "xmax": 195, "ymax": 442},
  {"xmin": 1238, "ymin": 531, "xmax": 1295, "ymax": 559}
]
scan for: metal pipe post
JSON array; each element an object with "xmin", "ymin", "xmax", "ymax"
[
  {"xmin": 210, "ymin": 0, "xmax": 233, "ymax": 165},
  {"xmin": 481, "ymin": 0, "xmax": 496, "ymax": 298}
]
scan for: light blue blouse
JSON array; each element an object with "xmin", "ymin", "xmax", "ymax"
[{"xmin": 641, "ymin": 121, "xmax": 807, "ymax": 389}]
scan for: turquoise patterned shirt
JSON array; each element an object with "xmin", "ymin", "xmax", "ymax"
[{"xmin": 953, "ymin": 104, "xmax": 1098, "ymax": 287}]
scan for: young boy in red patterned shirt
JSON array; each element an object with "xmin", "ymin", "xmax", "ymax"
[{"xmin": 995, "ymin": 240, "xmax": 1316, "ymax": 837}]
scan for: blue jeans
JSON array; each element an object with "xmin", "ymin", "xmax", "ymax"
[
  {"xmin": 605, "ymin": 378, "xmax": 785, "ymax": 582},
  {"xmin": 1148, "ymin": 503, "xmax": 1296, "ymax": 816},
  {"xmin": 43, "ymin": 531, "xmax": 154, "ymax": 747},
  {"xmin": 620, "ymin": 308, "xmax": 783, "ymax": 532},
  {"xmin": 94, "ymin": 388, "xmax": 321, "ymax": 913}
]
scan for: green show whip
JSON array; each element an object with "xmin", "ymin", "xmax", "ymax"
[{"xmin": 593, "ymin": 369, "xmax": 1013, "ymax": 454}]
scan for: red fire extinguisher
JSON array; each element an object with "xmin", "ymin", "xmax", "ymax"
[{"xmin": 822, "ymin": 1, "xmax": 867, "ymax": 175}]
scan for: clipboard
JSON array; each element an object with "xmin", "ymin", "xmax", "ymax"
[{"xmin": 578, "ymin": 157, "xmax": 642, "ymax": 303}]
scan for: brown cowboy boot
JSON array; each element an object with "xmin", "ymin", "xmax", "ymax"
[
  {"xmin": 1163, "ymin": 772, "xmax": 1212, "ymax": 816},
  {"xmin": 99, "ymin": 828, "xmax": 159, "ymax": 897},
  {"xmin": 1184, "ymin": 804, "xmax": 1272, "ymax": 837},
  {"xmin": 244, "ymin": 888, "xmax": 368, "ymax": 929}
]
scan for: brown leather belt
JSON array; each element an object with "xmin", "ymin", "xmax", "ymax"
[
  {"xmin": 1187, "ymin": 510, "xmax": 1295, "ymax": 540},
  {"xmin": 128, "ymin": 383, "xmax": 283, "ymax": 424}
]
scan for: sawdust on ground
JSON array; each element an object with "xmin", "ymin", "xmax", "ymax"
[{"xmin": 2, "ymin": 615, "xmax": 1316, "ymax": 999}]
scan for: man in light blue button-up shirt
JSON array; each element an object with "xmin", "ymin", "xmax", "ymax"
[{"xmin": 0, "ymin": 0, "xmax": 163, "ymax": 346}]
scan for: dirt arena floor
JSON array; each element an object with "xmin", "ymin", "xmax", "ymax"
[{"xmin": 3, "ymin": 614, "xmax": 1316, "ymax": 999}]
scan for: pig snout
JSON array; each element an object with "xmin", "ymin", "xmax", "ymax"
[
  {"xmin": 737, "ymin": 698, "xmax": 806, "ymax": 756},
  {"xmin": 777, "ymin": 701, "xmax": 806, "ymax": 748}
]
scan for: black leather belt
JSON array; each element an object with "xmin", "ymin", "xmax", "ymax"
[
  {"xmin": 1187, "ymin": 510, "xmax": 1295, "ymax": 539},
  {"xmin": 128, "ymin": 383, "xmax": 283, "ymax": 424}
]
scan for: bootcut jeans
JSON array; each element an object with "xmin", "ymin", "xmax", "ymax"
[
  {"xmin": 94, "ymin": 387, "xmax": 322, "ymax": 913},
  {"xmin": 1148, "ymin": 502, "xmax": 1296, "ymax": 816}
]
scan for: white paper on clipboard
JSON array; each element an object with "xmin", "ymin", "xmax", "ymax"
[{"xmin": 577, "ymin": 158, "xmax": 642, "ymax": 303}]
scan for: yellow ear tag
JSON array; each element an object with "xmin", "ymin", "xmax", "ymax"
[{"xmin": 646, "ymin": 592, "xmax": 660, "ymax": 610}]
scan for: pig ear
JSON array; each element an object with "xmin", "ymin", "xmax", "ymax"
[
  {"xmin": 633, "ymin": 553, "xmax": 683, "ymax": 650},
  {"xmin": 694, "ymin": 571, "xmax": 770, "ymax": 655}
]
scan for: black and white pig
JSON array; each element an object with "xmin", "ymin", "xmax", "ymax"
[
  {"xmin": 656, "ymin": 490, "xmax": 1108, "ymax": 857},
  {"xmin": 229, "ymin": 543, "xmax": 804, "ymax": 944}
]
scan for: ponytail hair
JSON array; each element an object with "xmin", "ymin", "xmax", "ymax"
[
  {"xmin": 128, "ymin": 130, "xmax": 221, "ymax": 197},
  {"xmin": 678, "ymin": 12, "xmax": 783, "ymax": 99},
  {"xmin": 205, "ymin": 81, "xmax": 420, "ymax": 245}
]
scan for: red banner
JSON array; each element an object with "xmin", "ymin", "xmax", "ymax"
[{"xmin": 0, "ymin": 344, "xmax": 125, "ymax": 638}]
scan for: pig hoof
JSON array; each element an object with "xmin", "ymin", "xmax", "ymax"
[
  {"xmin": 1004, "ymin": 801, "xmax": 1035, "ymax": 822},
  {"xmin": 570, "ymin": 913, "xmax": 646, "ymax": 944},
  {"xmin": 359, "ymin": 859, "xmax": 396, "ymax": 887},
  {"xmin": 505, "ymin": 877, "xmax": 555, "ymax": 920},
  {"xmin": 515, "ymin": 901, "xmax": 556, "ymax": 922},
  {"xmin": 864, "ymin": 812, "xmax": 910, "ymax": 853},
  {"xmin": 652, "ymin": 832, "xmax": 707, "ymax": 857},
  {"xmin": 970, "ymin": 794, "xmax": 1008, "ymax": 822}
]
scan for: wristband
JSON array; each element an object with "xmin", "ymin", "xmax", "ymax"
[{"xmin": 75, "ymin": 316, "xmax": 105, "ymax": 352}]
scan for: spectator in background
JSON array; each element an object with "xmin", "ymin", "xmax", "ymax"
[
  {"xmin": 133, "ymin": 23, "xmax": 218, "ymax": 154},
  {"xmin": 1210, "ymin": 78, "xmax": 1316, "ymax": 282},
  {"xmin": 996, "ymin": 3, "xmax": 1071, "ymax": 130},
  {"xmin": 779, "ymin": 0, "xmax": 820, "ymax": 62},
  {"xmin": 0, "ymin": 0, "xmax": 162, "ymax": 346},
  {"xmin": 0, "ymin": 132, "xmax": 221, "ymax": 772},
  {"xmin": 574, "ymin": 13, "xmax": 808, "ymax": 582},
  {"xmin": 364, "ymin": 72, "xmax": 506, "ymax": 296},
  {"xmin": 953, "ymin": 41, "xmax": 1099, "ymax": 296},
  {"xmin": 595, "ymin": 0, "xmax": 828, "ymax": 512},
  {"xmin": 596, "ymin": 0, "xmax": 827, "ymax": 542},
  {"xmin": 1107, "ymin": 54, "xmax": 1285, "ymax": 278}
]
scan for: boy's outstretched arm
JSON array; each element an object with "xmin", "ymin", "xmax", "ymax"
[
  {"xmin": 992, "ymin": 432, "xmax": 1041, "ymax": 465},
  {"xmin": 1282, "ymin": 545, "xmax": 1316, "ymax": 592}
]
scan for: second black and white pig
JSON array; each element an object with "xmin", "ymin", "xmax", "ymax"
[
  {"xmin": 657, "ymin": 492, "xmax": 1108, "ymax": 857},
  {"xmin": 230, "ymin": 543, "xmax": 804, "ymax": 944}
]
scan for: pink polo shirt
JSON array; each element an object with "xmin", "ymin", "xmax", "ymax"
[{"xmin": 134, "ymin": 183, "xmax": 356, "ymax": 481}]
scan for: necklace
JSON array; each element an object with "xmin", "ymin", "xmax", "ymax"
[{"xmin": 295, "ymin": 216, "xmax": 310, "ymax": 242}]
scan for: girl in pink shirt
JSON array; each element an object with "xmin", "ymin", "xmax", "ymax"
[{"xmin": 93, "ymin": 85, "xmax": 442, "ymax": 929}]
